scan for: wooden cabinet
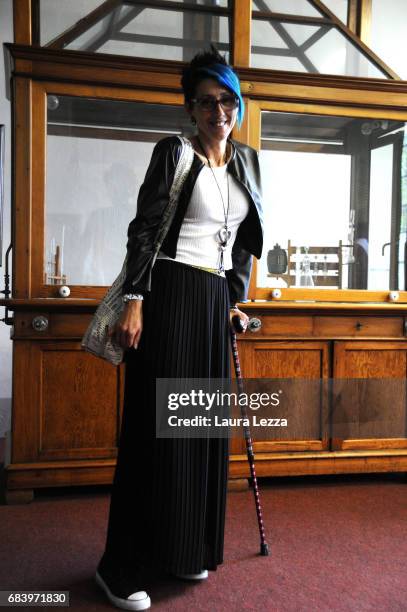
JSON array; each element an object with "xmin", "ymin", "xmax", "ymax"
[
  {"xmin": 229, "ymin": 305, "xmax": 407, "ymax": 480},
  {"xmin": 3, "ymin": 303, "xmax": 124, "ymax": 503},
  {"xmin": 2, "ymin": 301, "xmax": 407, "ymax": 502},
  {"xmin": 3, "ymin": 38, "xmax": 407, "ymax": 501}
]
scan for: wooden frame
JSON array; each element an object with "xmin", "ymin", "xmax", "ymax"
[
  {"xmin": 13, "ymin": 0, "xmax": 32, "ymax": 44},
  {"xmin": 233, "ymin": 0, "xmax": 251, "ymax": 67},
  {"xmin": 17, "ymin": 79, "xmax": 185, "ymax": 299}
]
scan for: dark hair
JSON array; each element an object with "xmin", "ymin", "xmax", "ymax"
[{"xmin": 181, "ymin": 45, "xmax": 229, "ymax": 107}]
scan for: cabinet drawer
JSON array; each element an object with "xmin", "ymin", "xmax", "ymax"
[
  {"xmin": 313, "ymin": 316, "xmax": 404, "ymax": 337},
  {"xmin": 13, "ymin": 312, "xmax": 91, "ymax": 339},
  {"xmin": 246, "ymin": 315, "xmax": 313, "ymax": 337}
]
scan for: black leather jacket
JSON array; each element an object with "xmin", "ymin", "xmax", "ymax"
[{"xmin": 122, "ymin": 135, "xmax": 263, "ymax": 304}]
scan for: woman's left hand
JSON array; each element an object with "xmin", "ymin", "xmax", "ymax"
[{"xmin": 229, "ymin": 307, "xmax": 249, "ymax": 333}]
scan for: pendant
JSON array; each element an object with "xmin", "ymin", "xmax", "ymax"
[{"xmin": 217, "ymin": 226, "xmax": 231, "ymax": 245}]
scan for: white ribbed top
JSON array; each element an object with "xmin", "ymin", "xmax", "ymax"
[{"xmin": 158, "ymin": 164, "xmax": 250, "ymax": 270}]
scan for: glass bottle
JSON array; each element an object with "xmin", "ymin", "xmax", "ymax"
[{"xmin": 300, "ymin": 247, "xmax": 314, "ymax": 287}]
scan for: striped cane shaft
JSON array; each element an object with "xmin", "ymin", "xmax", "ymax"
[{"xmin": 230, "ymin": 327, "xmax": 269, "ymax": 556}]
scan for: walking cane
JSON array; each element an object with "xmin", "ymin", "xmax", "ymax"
[{"xmin": 230, "ymin": 315, "xmax": 269, "ymax": 556}]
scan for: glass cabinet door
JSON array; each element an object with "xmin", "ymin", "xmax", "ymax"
[
  {"xmin": 45, "ymin": 95, "xmax": 192, "ymax": 287},
  {"xmin": 258, "ymin": 109, "xmax": 407, "ymax": 293}
]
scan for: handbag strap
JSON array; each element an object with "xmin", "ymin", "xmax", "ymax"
[{"xmin": 153, "ymin": 136, "xmax": 194, "ymax": 254}]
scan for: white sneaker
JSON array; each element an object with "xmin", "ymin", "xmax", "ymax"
[
  {"xmin": 175, "ymin": 569, "xmax": 208, "ymax": 580},
  {"xmin": 95, "ymin": 570, "xmax": 151, "ymax": 611}
]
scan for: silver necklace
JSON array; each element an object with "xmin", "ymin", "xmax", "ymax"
[{"xmin": 197, "ymin": 136, "xmax": 231, "ymax": 273}]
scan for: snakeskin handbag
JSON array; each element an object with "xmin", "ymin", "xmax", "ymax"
[{"xmin": 81, "ymin": 136, "xmax": 194, "ymax": 365}]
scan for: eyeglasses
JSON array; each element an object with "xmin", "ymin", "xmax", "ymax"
[{"xmin": 191, "ymin": 94, "xmax": 239, "ymax": 112}]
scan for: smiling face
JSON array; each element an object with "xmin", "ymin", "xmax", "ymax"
[{"xmin": 187, "ymin": 78, "xmax": 238, "ymax": 145}]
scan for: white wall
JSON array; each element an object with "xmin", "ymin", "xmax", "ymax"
[{"xmin": 0, "ymin": 0, "xmax": 13, "ymax": 437}]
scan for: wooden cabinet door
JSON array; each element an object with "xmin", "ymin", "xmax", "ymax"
[
  {"xmin": 12, "ymin": 340, "xmax": 124, "ymax": 464},
  {"xmin": 333, "ymin": 341, "xmax": 407, "ymax": 451},
  {"xmin": 232, "ymin": 340, "xmax": 330, "ymax": 454}
]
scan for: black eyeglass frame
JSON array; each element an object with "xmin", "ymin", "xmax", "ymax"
[{"xmin": 190, "ymin": 94, "xmax": 239, "ymax": 111}]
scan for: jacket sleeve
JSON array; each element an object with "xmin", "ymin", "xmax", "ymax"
[
  {"xmin": 121, "ymin": 138, "xmax": 180, "ymax": 295},
  {"xmin": 225, "ymin": 233, "xmax": 253, "ymax": 305},
  {"xmin": 225, "ymin": 147, "xmax": 263, "ymax": 305}
]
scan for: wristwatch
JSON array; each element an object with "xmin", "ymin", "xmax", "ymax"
[{"xmin": 122, "ymin": 293, "xmax": 144, "ymax": 303}]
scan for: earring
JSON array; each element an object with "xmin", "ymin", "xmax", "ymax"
[{"xmin": 191, "ymin": 116, "xmax": 197, "ymax": 126}]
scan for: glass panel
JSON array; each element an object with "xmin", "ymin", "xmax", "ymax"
[
  {"xmin": 283, "ymin": 22, "xmax": 321, "ymax": 46},
  {"xmin": 251, "ymin": 52, "xmax": 309, "ymax": 72},
  {"xmin": 252, "ymin": 0, "xmax": 349, "ymax": 24},
  {"xmin": 321, "ymin": 0, "xmax": 348, "ymax": 24},
  {"xmin": 370, "ymin": 0, "xmax": 407, "ymax": 79},
  {"xmin": 252, "ymin": 19, "xmax": 289, "ymax": 50},
  {"xmin": 45, "ymin": 96, "xmax": 192, "ymax": 286},
  {"xmin": 64, "ymin": 4, "xmax": 230, "ymax": 61},
  {"xmin": 258, "ymin": 111, "xmax": 407, "ymax": 292},
  {"xmin": 252, "ymin": 0, "xmax": 322, "ymax": 17},
  {"xmin": 368, "ymin": 145, "xmax": 393, "ymax": 289},
  {"xmin": 305, "ymin": 26, "xmax": 385, "ymax": 78},
  {"xmin": 64, "ymin": 11, "xmax": 114, "ymax": 52},
  {"xmin": 40, "ymin": 0, "xmax": 103, "ymax": 46},
  {"xmin": 251, "ymin": 19, "xmax": 387, "ymax": 77},
  {"xmin": 165, "ymin": 0, "xmax": 229, "ymax": 5}
]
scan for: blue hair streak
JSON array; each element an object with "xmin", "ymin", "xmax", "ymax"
[{"xmin": 196, "ymin": 62, "xmax": 245, "ymax": 128}]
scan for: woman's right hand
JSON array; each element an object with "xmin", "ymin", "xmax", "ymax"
[{"xmin": 109, "ymin": 300, "xmax": 143, "ymax": 350}]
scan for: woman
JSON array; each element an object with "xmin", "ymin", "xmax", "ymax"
[{"xmin": 96, "ymin": 46, "xmax": 263, "ymax": 611}]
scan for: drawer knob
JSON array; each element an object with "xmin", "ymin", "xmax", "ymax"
[
  {"xmin": 59, "ymin": 285, "xmax": 71, "ymax": 298},
  {"xmin": 355, "ymin": 321, "xmax": 363, "ymax": 330},
  {"xmin": 248, "ymin": 317, "xmax": 262, "ymax": 332},
  {"xmin": 32, "ymin": 316, "xmax": 49, "ymax": 332}
]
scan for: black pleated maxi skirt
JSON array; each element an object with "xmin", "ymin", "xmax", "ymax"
[{"xmin": 101, "ymin": 260, "xmax": 231, "ymax": 577}]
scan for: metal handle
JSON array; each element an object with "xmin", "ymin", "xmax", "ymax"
[
  {"xmin": 32, "ymin": 316, "xmax": 49, "ymax": 332},
  {"xmin": 248, "ymin": 317, "xmax": 262, "ymax": 332}
]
